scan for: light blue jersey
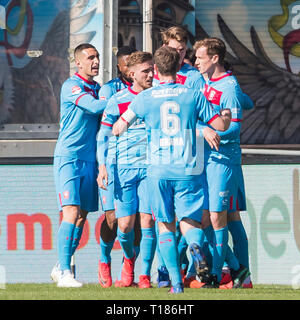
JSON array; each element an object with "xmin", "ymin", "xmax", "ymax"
[
  {"xmin": 153, "ymin": 63, "xmax": 202, "ymax": 88},
  {"xmin": 54, "ymin": 73, "xmax": 106, "ymax": 162},
  {"xmin": 97, "ymin": 77, "xmax": 131, "ymax": 211},
  {"xmin": 128, "ymin": 82, "xmax": 219, "ymax": 180},
  {"xmin": 98, "ymin": 86, "xmax": 147, "ymax": 168},
  {"xmin": 199, "ymin": 72, "xmax": 248, "ymax": 165}
]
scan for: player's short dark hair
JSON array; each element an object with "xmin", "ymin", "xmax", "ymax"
[
  {"xmin": 74, "ymin": 43, "xmax": 97, "ymax": 57},
  {"xmin": 185, "ymin": 48, "xmax": 196, "ymax": 65},
  {"xmin": 161, "ymin": 26, "xmax": 188, "ymax": 45},
  {"xmin": 154, "ymin": 46, "xmax": 180, "ymax": 76},
  {"xmin": 116, "ymin": 46, "xmax": 137, "ymax": 59},
  {"xmin": 127, "ymin": 51, "xmax": 153, "ymax": 68}
]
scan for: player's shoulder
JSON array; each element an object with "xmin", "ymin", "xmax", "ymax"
[
  {"xmin": 102, "ymin": 77, "xmax": 121, "ymax": 88},
  {"xmin": 181, "ymin": 63, "xmax": 198, "ymax": 72},
  {"xmin": 61, "ymin": 76, "xmax": 84, "ymax": 95}
]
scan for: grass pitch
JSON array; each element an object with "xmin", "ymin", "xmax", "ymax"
[{"xmin": 0, "ymin": 283, "xmax": 299, "ymax": 300}]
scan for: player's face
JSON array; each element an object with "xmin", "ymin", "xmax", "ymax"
[
  {"xmin": 195, "ymin": 46, "xmax": 216, "ymax": 77},
  {"xmin": 118, "ymin": 55, "xmax": 131, "ymax": 83},
  {"xmin": 166, "ymin": 39, "xmax": 187, "ymax": 65},
  {"xmin": 76, "ymin": 48, "xmax": 100, "ymax": 79},
  {"xmin": 132, "ymin": 60, "xmax": 154, "ymax": 90}
]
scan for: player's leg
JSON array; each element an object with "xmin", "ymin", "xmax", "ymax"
[
  {"xmin": 137, "ymin": 170, "xmax": 156, "ymax": 288},
  {"xmin": 155, "ymin": 222, "xmax": 171, "ymax": 288},
  {"xmin": 98, "ymin": 163, "xmax": 117, "ymax": 287},
  {"xmin": 114, "ymin": 168, "xmax": 139, "ymax": 287},
  {"xmin": 201, "ymin": 162, "xmax": 232, "ymax": 288},
  {"xmin": 228, "ymin": 210, "xmax": 252, "ymax": 288},
  {"xmin": 139, "ymin": 212, "xmax": 156, "ymax": 288},
  {"xmin": 175, "ymin": 178, "xmax": 208, "ymax": 288},
  {"xmin": 53, "ymin": 157, "xmax": 86, "ymax": 287},
  {"xmin": 150, "ymin": 178, "xmax": 183, "ymax": 293},
  {"xmin": 227, "ymin": 165, "xmax": 251, "ymax": 288}
]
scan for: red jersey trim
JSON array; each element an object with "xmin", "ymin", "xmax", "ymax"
[
  {"xmin": 207, "ymin": 114, "xmax": 220, "ymax": 124},
  {"xmin": 75, "ymin": 93, "xmax": 88, "ymax": 105},
  {"xmin": 128, "ymin": 86, "xmax": 139, "ymax": 95},
  {"xmin": 101, "ymin": 122, "xmax": 113, "ymax": 127},
  {"xmin": 231, "ymin": 118, "xmax": 242, "ymax": 122},
  {"xmin": 120, "ymin": 116, "xmax": 129, "ymax": 125},
  {"xmin": 75, "ymin": 72, "xmax": 96, "ymax": 85},
  {"xmin": 210, "ymin": 72, "xmax": 232, "ymax": 82}
]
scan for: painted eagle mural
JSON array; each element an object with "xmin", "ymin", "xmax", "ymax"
[
  {"xmin": 195, "ymin": 14, "xmax": 300, "ymax": 145},
  {"xmin": 0, "ymin": 0, "xmax": 97, "ymax": 125}
]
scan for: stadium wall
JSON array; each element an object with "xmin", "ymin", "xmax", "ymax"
[{"xmin": 0, "ymin": 164, "xmax": 299, "ymax": 286}]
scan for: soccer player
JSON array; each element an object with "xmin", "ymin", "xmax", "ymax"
[
  {"xmin": 97, "ymin": 51, "xmax": 156, "ymax": 289},
  {"xmin": 193, "ymin": 37, "xmax": 252, "ymax": 288},
  {"xmin": 112, "ymin": 46, "xmax": 231, "ymax": 293},
  {"xmin": 152, "ymin": 26, "xmax": 202, "ymax": 287},
  {"xmin": 51, "ymin": 43, "xmax": 107, "ymax": 287},
  {"xmin": 153, "ymin": 26, "xmax": 201, "ymax": 88},
  {"xmin": 97, "ymin": 46, "xmax": 137, "ymax": 288}
]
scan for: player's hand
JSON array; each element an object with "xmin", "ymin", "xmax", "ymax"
[
  {"xmin": 112, "ymin": 119, "xmax": 126, "ymax": 136},
  {"xmin": 97, "ymin": 164, "xmax": 108, "ymax": 190},
  {"xmin": 203, "ymin": 127, "xmax": 221, "ymax": 151}
]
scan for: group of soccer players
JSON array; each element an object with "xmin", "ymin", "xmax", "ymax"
[{"xmin": 51, "ymin": 26, "xmax": 253, "ymax": 292}]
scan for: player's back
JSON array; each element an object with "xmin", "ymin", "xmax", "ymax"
[
  {"xmin": 130, "ymin": 82, "xmax": 217, "ymax": 179},
  {"xmin": 55, "ymin": 74, "xmax": 101, "ymax": 162}
]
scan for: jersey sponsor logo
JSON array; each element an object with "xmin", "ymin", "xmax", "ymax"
[
  {"xmin": 151, "ymin": 87, "xmax": 188, "ymax": 98},
  {"xmin": 99, "ymin": 96, "xmax": 106, "ymax": 100},
  {"xmin": 204, "ymin": 84, "xmax": 222, "ymax": 105},
  {"xmin": 72, "ymin": 86, "xmax": 82, "ymax": 95}
]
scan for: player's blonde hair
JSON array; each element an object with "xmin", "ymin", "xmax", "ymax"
[
  {"xmin": 161, "ymin": 26, "xmax": 188, "ymax": 45},
  {"xmin": 127, "ymin": 51, "xmax": 153, "ymax": 68}
]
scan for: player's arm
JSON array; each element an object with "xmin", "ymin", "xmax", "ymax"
[
  {"xmin": 242, "ymin": 92, "xmax": 254, "ymax": 110},
  {"xmin": 64, "ymin": 81, "xmax": 107, "ymax": 114},
  {"xmin": 98, "ymin": 83, "xmax": 115, "ymax": 101},
  {"xmin": 208, "ymin": 108, "xmax": 231, "ymax": 131},
  {"xmin": 112, "ymin": 93, "xmax": 145, "ymax": 136},
  {"xmin": 96, "ymin": 99, "xmax": 118, "ymax": 189}
]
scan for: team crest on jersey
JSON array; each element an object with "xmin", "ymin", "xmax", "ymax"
[
  {"xmin": 63, "ymin": 191, "xmax": 70, "ymax": 199},
  {"xmin": 72, "ymin": 86, "xmax": 82, "ymax": 94},
  {"xmin": 99, "ymin": 96, "xmax": 106, "ymax": 101}
]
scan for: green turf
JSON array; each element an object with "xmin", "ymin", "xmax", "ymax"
[{"xmin": 0, "ymin": 284, "xmax": 300, "ymax": 300}]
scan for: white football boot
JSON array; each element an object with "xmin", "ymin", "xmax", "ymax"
[
  {"xmin": 57, "ymin": 270, "xmax": 82, "ymax": 288},
  {"xmin": 51, "ymin": 262, "xmax": 62, "ymax": 283}
]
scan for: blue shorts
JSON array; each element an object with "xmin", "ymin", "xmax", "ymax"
[
  {"xmin": 53, "ymin": 156, "xmax": 99, "ymax": 212},
  {"xmin": 99, "ymin": 163, "xmax": 115, "ymax": 212},
  {"xmin": 228, "ymin": 165, "xmax": 247, "ymax": 213},
  {"xmin": 203, "ymin": 161, "xmax": 238, "ymax": 212},
  {"xmin": 149, "ymin": 176, "xmax": 204, "ymax": 224},
  {"xmin": 114, "ymin": 167, "xmax": 151, "ymax": 218}
]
